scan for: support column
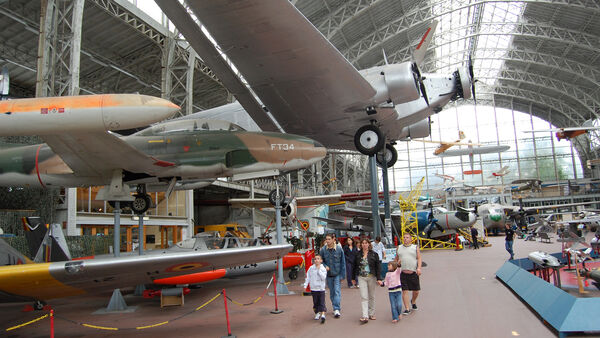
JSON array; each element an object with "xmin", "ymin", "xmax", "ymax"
[
  {"xmin": 369, "ymin": 156, "xmax": 380, "ymax": 239},
  {"xmin": 274, "ymin": 184, "xmax": 290, "ymax": 294},
  {"xmin": 66, "ymin": 188, "xmax": 77, "ymax": 236},
  {"xmin": 35, "ymin": 0, "xmax": 85, "ymax": 97}
]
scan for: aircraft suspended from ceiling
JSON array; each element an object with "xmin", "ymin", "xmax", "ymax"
[
  {"xmin": 523, "ymin": 126, "xmax": 600, "ymax": 141},
  {"xmin": 155, "ymin": 0, "xmax": 476, "ymax": 169},
  {"xmin": 433, "ymin": 132, "xmax": 510, "ymax": 175},
  {"xmin": 489, "ymin": 166, "xmax": 510, "ymax": 179},
  {"xmin": 411, "ymin": 131, "xmax": 482, "ymax": 155}
]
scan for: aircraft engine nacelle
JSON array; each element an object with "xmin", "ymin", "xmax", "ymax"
[
  {"xmin": 364, "ymin": 62, "xmax": 420, "ymax": 105},
  {"xmin": 280, "ymin": 199, "xmax": 297, "ymax": 219},
  {"xmin": 397, "ymin": 119, "xmax": 431, "ymax": 140}
]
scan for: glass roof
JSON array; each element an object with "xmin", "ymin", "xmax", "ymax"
[{"xmin": 432, "ymin": 0, "xmax": 525, "ymax": 90}]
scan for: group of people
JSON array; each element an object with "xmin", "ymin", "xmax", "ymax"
[{"xmin": 304, "ymin": 233, "xmax": 422, "ymax": 324}]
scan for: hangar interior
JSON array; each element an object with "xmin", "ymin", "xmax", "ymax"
[{"xmin": 0, "ymin": 0, "xmax": 599, "ymax": 250}]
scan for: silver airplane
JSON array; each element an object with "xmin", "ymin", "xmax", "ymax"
[{"xmin": 155, "ymin": 0, "xmax": 474, "ymax": 164}]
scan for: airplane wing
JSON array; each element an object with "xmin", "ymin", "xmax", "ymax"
[
  {"xmin": 0, "ymin": 244, "xmax": 291, "ymax": 302},
  {"xmin": 437, "ymin": 145, "xmax": 510, "ymax": 157},
  {"xmin": 171, "ymin": 0, "xmax": 378, "ymax": 149},
  {"xmin": 229, "ymin": 191, "xmax": 395, "ymax": 209},
  {"xmin": 42, "ymin": 132, "xmax": 169, "ymax": 177},
  {"xmin": 524, "ymin": 127, "xmax": 600, "ymax": 133}
]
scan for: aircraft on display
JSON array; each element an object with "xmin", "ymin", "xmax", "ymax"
[
  {"xmin": 436, "ymin": 142, "xmax": 510, "ymax": 175},
  {"xmin": 315, "ymin": 205, "xmax": 477, "ymax": 239},
  {"xmin": 228, "ymin": 191, "xmax": 396, "ymax": 228},
  {"xmin": 489, "ymin": 166, "xmax": 510, "ymax": 178},
  {"xmin": 0, "ymin": 237, "xmax": 291, "ymax": 308},
  {"xmin": 580, "ymin": 268, "xmax": 600, "ymax": 286},
  {"xmin": 477, "ymin": 201, "xmax": 597, "ymax": 235},
  {"xmin": 524, "ymin": 126, "xmax": 600, "ymax": 141},
  {"xmin": 0, "ymin": 98, "xmax": 327, "ymax": 213},
  {"xmin": 155, "ymin": 0, "xmax": 475, "ymax": 163},
  {"xmin": 411, "ymin": 131, "xmax": 485, "ymax": 156},
  {"xmin": 527, "ymin": 251, "xmax": 561, "ymax": 268},
  {"xmin": 20, "ymin": 218, "xmax": 305, "ymax": 285},
  {"xmin": 511, "ymin": 179, "xmax": 543, "ymax": 193}
]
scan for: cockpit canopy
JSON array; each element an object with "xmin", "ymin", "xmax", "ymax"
[{"xmin": 134, "ymin": 119, "xmax": 246, "ymax": 136}]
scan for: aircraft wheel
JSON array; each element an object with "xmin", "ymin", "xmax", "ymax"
[
  {"xmin": 354, "ymin": 125, "xmax": 384, "ymax": 156},
  {"xmin": 268, "ymin": 189, "xmax": 285, "ymax": 206},
  {"xmin": 131, "ymin": 194, "xmax": 151, "ymax": 214},
  {"xmin": 33, "ymin": 300, "xmax": 46, "ymax": 311},
  {"xmin": 288, "ymin": 268, "xmax": 298, "ymax": 280},
  {"xmin": 376, "ymin": 143, "xmax": 398, "ymax": 168}
]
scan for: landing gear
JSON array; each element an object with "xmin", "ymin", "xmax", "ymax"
[
  {"xmin": 33, "ymin": 300, "xmax": 46, "ymax": 311},
  {"xmin": 268, "ymin": 189, "xmax": 286, "ymax": 206},
  {"xmin": 288, "ymin": 267, "xmax": 299, "ymax": 280},
  {"xmin": 131, "ymin": 184, "xmax": 151, "ymax": 214},
  {"xmin": 376, "ymin": 144, "xmax": 398, "ymax": 168},
  {"xmin": 354, "ymin": 124, "xmax": 384, "ymax": 156},
  {"xmin": 131, "ymin": 194, "xmax": 151, "ymax": 214}
]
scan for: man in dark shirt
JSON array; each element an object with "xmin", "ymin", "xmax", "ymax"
[
  {"xmin": 505, "ymin": 223, "xmax": 515, "ymax": 260},
  {"xmin": 470, "ymin": 226, "xmax": 479, "ymax": 249}
]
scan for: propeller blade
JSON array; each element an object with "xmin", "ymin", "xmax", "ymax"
[
  {"xmin": 420, "ymin": 79, "xmax": 429, "ymax": 106},
  {"xmin": 468, "ymin": 55, "xmax": 476, "ymax": 104}
]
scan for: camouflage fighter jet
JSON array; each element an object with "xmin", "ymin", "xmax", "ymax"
[{"xmin": 0, "ymin": 117, "xmax": 326, "ymax": 213}]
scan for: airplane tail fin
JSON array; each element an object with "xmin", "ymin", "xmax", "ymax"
[
  {"xmin": 23, "ymin": 217, "xmax": 71, "ymax": 262},
  {"xmin": 413, "ymin": 20, "xmax": 438, "ymax": 66},
  {"xmin": 0, "ymin": 238, "xmax": 31, "ymax": 265}
]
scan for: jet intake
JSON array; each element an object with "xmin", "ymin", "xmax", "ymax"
[{"xmin": 397, "ymin": 119, "xmax": 431, "ymax": 140}]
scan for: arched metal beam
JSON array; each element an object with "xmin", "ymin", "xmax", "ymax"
[
  {"xmin": 475, "ymin": 86, "xmax": 585, "ymax": 126},
  {"xmin": 346, "ymin": 20, "xmax": 600, "ymax": 68}
]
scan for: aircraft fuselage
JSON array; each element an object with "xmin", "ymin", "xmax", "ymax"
[{"xmin": 0, "ymin": 126, "xmax": 326, "ymax": 188}]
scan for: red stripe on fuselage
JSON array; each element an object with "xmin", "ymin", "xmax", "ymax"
[{"xmin": 35, "ymin": 144, "xmax": 46, "ymax": 189}]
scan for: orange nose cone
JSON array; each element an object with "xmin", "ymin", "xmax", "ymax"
[
  {"xmin": 153, "ymin": 269, "xmax": 227, "ymax": 285},
  {"xmin": 282, "ymin": 253, "xmax": 304, "ymax": 269}
]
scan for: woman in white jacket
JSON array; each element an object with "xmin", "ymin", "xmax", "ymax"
[{"xmin": 304, "ymin": 254, "xmax": 328, "ymax": 323}]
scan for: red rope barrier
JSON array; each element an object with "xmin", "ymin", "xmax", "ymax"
[
  {"xmin": 222, "ymin": 289, "xmax": 232, "ymax": 336},
  {"xmin": 50, "ymin": 309, "xmax": 54, "ymax": 338}
]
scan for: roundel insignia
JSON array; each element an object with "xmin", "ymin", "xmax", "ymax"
[
  {"xmin": 165, "ymin": 262, "xmax": 207, "ymax": 272},
  {"xmin": 300, "ymin": 221, "xmax": 309, "ymax": 231}
]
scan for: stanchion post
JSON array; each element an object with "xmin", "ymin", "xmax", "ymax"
[
  {"xmin": 270, "ymin": 273, "xmax": 283, "ymax": 314},
  {"xmin": 50, "ymin": 309, "xmax": 54, "ymax": 338},
  {"xmin": 221, "ymin": 289, "xmax": 235, "ymax": 338},
  {"xmin": 454, "ymin": 233, "xmax": 462, "ymax": 251}
]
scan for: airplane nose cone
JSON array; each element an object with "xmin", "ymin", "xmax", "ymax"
[{"xmin": 139, "ymin": 95, "xmax": 181, "ymax": 119}]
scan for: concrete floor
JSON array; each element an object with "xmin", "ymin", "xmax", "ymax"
[{"xmin": 1, "ymin": 234, "xmax": 598, "ymax": 337}]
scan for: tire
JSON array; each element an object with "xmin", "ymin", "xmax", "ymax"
[
  {"xmin": 131, "ymin": 194, "xmax": 151, "ymax": 214},
  {"xmin": 289, "ymin": 268, "xmax": 298, "ymax": 280},
  {"xmin": 376, "ymin": 143, "xmax": 398, "ymax": 168},
  {"xmin": 354, "ymin": 125, "xmax": 385, "ymax": 156},
  {"xmin": 268, "ymin": 189, "xmax": 285, "ymax": 206},
  {"xmin": 33, "ymin": 300, "xmax": 45, "ymax": 311}
]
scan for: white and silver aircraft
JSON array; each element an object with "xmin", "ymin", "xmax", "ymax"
[{"xmin": 155, "ymin": 0, "xmax": 474, "ymax": 164}]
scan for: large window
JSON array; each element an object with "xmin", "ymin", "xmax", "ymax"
[
  {"xmin": 391, "ymin": 104, "xmax": 582, "ymax": 191},
  {"xmin": 77, "ymin": 186, "xmax": 187, "ymax": 217}
]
